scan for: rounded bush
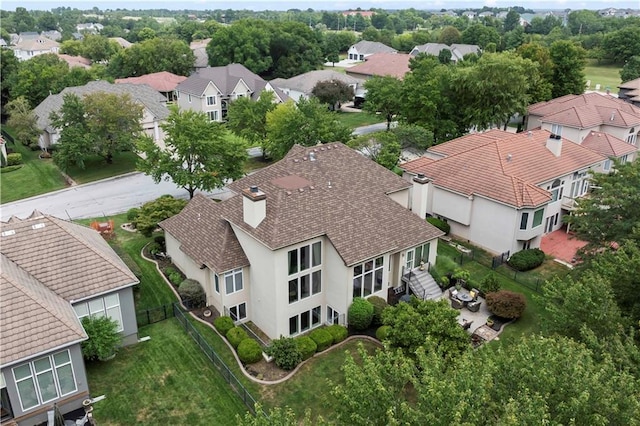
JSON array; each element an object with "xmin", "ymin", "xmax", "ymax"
[
  {"xmin": 126, "ymin": 208, "xmax": 140, "ymax": 221},
  {"xmin": 480, "ymin": 274, "xmax": 501, "ymax": 294},
  {"xmin": 6, "ymin": 153, "xmax": 22, "ymax": 166},
  {"xmin": 427, "ymin": 217, "xmax": 450, "ymax": 234},
  {"xmin": 376, "ymin": 325, "xmax": 391, "ymax": 341},
  {"xmin": 309, "ymin": 328, "xmax": 333, "ymax": 352},
  {"xmin": 226, "ymin": 326, "xmax": 249, "ymax": 348},
  {"xmin": 348, "ymin": 298, "xmax": 374, "ymax": 330},
  {"xmin": 178, "ymin": 278, "xmax": 205, "ymax": 308},
  {"xmin": 368, "ymin": 295, "xmax": 389, "ymax": 326},
  {"xmin": 326, "ymin": 324, "xmax": 348, "ymax": 344},
  {"xmin": 507, "ymin": 248, "xmax": 545, "ymax": 271},
  {"xmin": 266, "ymin": 337, "xmax": 302, "ymax": 371},
  {"xmin": 214, "ymin": 316, "xmax": 235, "ymax": 336},
  {"xmin": 486, "ymin": 290, "xmax": 527, "ymax": 319},
  {"xmin": 295, "ymin": 336, "xmax": 317, "ymax": 360},
  {"xmin": 237, "ymin": 339, "xmax": 263, "ymax": 364}
]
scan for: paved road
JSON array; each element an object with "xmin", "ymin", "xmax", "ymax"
[
  {"xmin": 352, "ymin": 122, "xmax": 396, "ymax": 135},
  {"xmin": 1, "ymin": 172, "xmax": 232, "ymax": 221}
]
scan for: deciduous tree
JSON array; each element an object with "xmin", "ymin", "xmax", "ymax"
[
  {"xmin": 9, "ymin": 53, "xmax": 70, "ymax": 108},
  {"xmin": 621, "ymin": 56, "xmax": 640, "ymax": 82},
  {"xmin": 311, "ymin": 79, "xmax": 354, "ymax": 110},
  {"xmin": 6, "ymin": 97, "xmax": 40, "ymax": 148},
  {"xmin": 108, "ymin": 37, "xmax": 194, "ymax": 78},
  {"xmin": 348, "ymin": 131, "xmax": 401, "ymax": 170},
  {"xmin": 225, "ymin": 91, "xmax": 276, "ymax": 157},
  {"xmin": 362, "ymin": 76, "xmax": 403, "ymax": 130},
  {"xmin": 549, "ymin": 40, "xmax": 586, "ymax": 97},
  {"xmin": 137, "ymin": 106, "xmax": 246, "ymax": 199}
]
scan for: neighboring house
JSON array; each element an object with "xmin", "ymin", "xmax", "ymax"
[
  {"xmin": 33, "ymin": 80, "xmax": 170, "ymax": 149},
  {"xmin": 342, "ymin": 10, "xmax": 375, "ymax": 18},
  {"xmin": 269, "ymin": 70, "xmax": 361, "ymax": 103},
  {"xmin": 478, "ymin": 11, "xmax": 494, "ymax": 18},
  {"xmin": 462, "ymin": 11, "xmax": 477, "ymax": 19},
  {"xmin": 56, "ymin": 53, "xmax": 91, "ymax": 69},
  {"xmin": 190, "ymin": 39, "xmax": 211, "ymax": 69},
  {"xmin": 76, "ymin": 23, "xmax": 103, "ymax": 34},
  {"xmin": 618, "ymin": 77, "xmax": 640, "ymax": 107},
  {"xmin": 108, "ymin": 37, "xmax": 132, "ymax": 49},
  {"xmin": 41, "ymin": 30, "xmax": 62, "ymax": 41},
  {"xmin": 526, "ymin": 92, "xmax": 640, "ymax": 152},
  {"xmin": 10, "ymin": 33, "xmax": 60, "ymax": 61},
  {"xmin": 116, "ymin": 71, "xmax": 187, "ymax": 103},
  {"xmin": 346, "ymin": 53, "xmax": 412, "ymax": 80},
  {"xmin": 410, "ymin": 43, "xmax": 481, "ymax": 62},
  {"xmin": 347, "ymin": 40, "xmax": 397, "ymax": 61},
  {"xmin": 401, "ymin": 129, "xmax": 609, "ymax": 255},
  {"xmin": 160, "ymin": 143, "xmax": 443, "ymax": 339},
  {"xmin": 0, "ymin": 212, "xmax": 138, "ymax": 426},
  {"xmin": 175, "ymin": 64, "xmax": 288, "ymax": 122}
]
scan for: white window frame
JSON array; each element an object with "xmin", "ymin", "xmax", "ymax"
[
  {"xmin": 214, "ymin": 274, "xmax": 220, "ymax": 294},
  {"xmin": 206, "ymin": 95, "xmax": 216, "ymax": 106},
  {"xmin": 551, "ymin": 123, "xmax": 563, "ymax": 137},
  {"xmin": 228, "ymin": 302, "xmax": 247, "ymax": 322},
  {"xmin": 288, "ymin": 242, "xmax": 322, "ymax": 304},
  {"xmin": 12, "ymin": 350, "xmax": 77, "ymax": 412},
  {"xmin": 206, "ymin": 111, "xmax": 218, "ymax": 122},
  {"xmin": 326, "ymin": 306, "xmax": 340, "ymax": 325},
  {"xmin": 224, "ymin": 268, "xmax": 243, "ymax": 295},
  {"xmin": 603, "ymin": 159, "xmax": 612, "ymax": 171},
  {"xmin": 353, "ymin": 256, "xmax": 384, "ymax": 298},
  {"xmin": 405, "ymin": 243, "xmax": 429, "ymax": 270},
  {"xmin": 73, "ymin": 293, "xmax": 123, "ymax": 332},
  {"xmin": 289, "ymin": 306, "xmax": 321, "ymax": 336}
]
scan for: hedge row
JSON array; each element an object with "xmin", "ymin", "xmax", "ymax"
[{"xmin": 213, "ymin": 316, "xmax": 264, "ymax": 365}]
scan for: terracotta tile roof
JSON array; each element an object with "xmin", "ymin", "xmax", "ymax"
[
  {"xmin": 57, "ymin": 53, "xmax": 91, "ymax": 69},
  {"xmin": 347, "ymin": 53, "xmax": 411, "ymax": 80},
  {"xmin": 0, "ymin": 213, "xmax": 138, "ymax": 302},
  {"xmin": 401, "ymin": 129, "xmax": 606, "ymax": 208},
  {"xmin": 163, "ymin": 144, "xmax": 443, "ymax": 268},
  {"xmin": 115, "ymin": 71, "xmax": 187, "ymax": 93},
  {"xmin": 400, "ymin": 156, "xmax": 434, "ymax": 173},
  {"xmin": 1, "ymin": 255, "xmax": 87, "ymax": 367},
  {"xmin": 580, "ymin": 131, "xmax": 637, "ymax": 157},
  {"xmin": 618, "ymin": 77, "xmax": 640, "ymax": 90}
]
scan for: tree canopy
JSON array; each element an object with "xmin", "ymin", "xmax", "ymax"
[
  {"xmin": 363, "ymin": 75, "xmax": 403, "ymax": 130},
  {"xmin": 311, "ymin": 80, "xmax": 354, "ymax": 110},
  {"xmin": 225, "ymin": 91, "xmax": 277, "ymax": 156},
  {"xmin": 107, "ymin": 37, "xmax": 194, "ymax": 78},
  {"xmin": 549, "ymin": 40, "xmax": 586, "ymax": 97}
]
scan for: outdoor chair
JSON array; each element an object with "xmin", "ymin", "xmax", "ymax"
[
  {"xmin": 451, "ymin": 298, "xmax": 464, "ymax": 309},
  {"xmin": 461, "ymin": 320, "xmax": 473, "ymax": 330},
  {"xmin": 467, "ymin": 301, "xmax": 481, "ymax": 312},
  {"xmin": 450, "ymin": 289, "xmax": 458, "ymax": 299},
  {"xmin": 470, "ymin": 288, "xmax": 480, "ymax": 301}
]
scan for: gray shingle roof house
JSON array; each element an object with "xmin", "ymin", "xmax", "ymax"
[
  {"xmin": 410, "ymin": 43, "xmax": 481, "ymax": 62},
  {"xmin": 269, "ymin": 70, "xmax": 361, "ymax": 102},
  {"xmin": 175, "ymin": 64, "xmax": 288, "ymax": 122},
  {"xmin": 160, "ymin": 143, "xmax": 443, "ymax": 339},
  {"xmin": 347, "ymin": 40, "xmax": 397, "ymax": 61},
  {"xmin": 0, "ymin": 212, "xmax": 139, "ymax": 425},
  {"xmin": 33, "ymin": 80, "xmax": 170, "ymax": 149}
]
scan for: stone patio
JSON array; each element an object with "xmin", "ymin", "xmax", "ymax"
[
  {"xmin": 540, "ymin": 228, "xmax": 588, "ymax": 264},
  {"xmin": 437, "ymin": 288, "xmax": 505, "ymax": 343}
]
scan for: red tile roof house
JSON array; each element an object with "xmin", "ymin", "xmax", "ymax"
[
  {"xmin": 346, "ymin": 53, "xmax": 412, "ymax": 80},
  {"xmin": 0, "ymin": 212, "xmax": 139, "ymax": 425},
  {"xmin": 175, "ymin": 63, "xmax": 288, "ymax": 123},
  {"xmin": 160, "ymin": 143, "xmax": 443, "ymax": 339},
  {"xmin": 116, "ymin": 71, "xmax": 187, "ymax": 104},
  {"xmin": 526, "ymin": 92, "xmax": 640, "ymax": 159},
  {"xmin": 401, "ymin": 129, "xmax": 611, "ymax": 255}
]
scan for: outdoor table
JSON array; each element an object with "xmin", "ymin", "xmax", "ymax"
[{"xmin": 456, "ymin": 292, "xmax": 473, "ymax": 303}]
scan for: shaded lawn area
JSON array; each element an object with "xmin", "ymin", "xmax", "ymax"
[
  {"xmin": 334, "ymin": 111, "xmax": 385, "ymax": 129},
  {"xmin": 260, "ymin": 339, "xmax": 380, "ymax": 422},
  {"xmin": 65, "ymin": 151, "xmax": 139, "ymax": 184},
  {"xmin": 584, "ymin": 59, "xmax": 622, "ymax": 92},
  {"xmin": 1, "ymin": 139, "xmax": 67, "ymax": 204},
  {"xmin": 86, "ymin": 319, "xmax": 247, "ymax": 425}
]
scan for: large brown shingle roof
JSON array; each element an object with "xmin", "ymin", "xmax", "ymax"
[{"xmin": 347, "ymin": 53, "xmax": 411, "ymax": 80}]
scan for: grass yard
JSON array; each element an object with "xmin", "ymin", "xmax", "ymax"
[
  {"xmin": 1, "ymin": 138, "xmax": 67, "ymax": 204},
  {"xmin": 65, "ymin": 151, "xmax": 139, "ymax": 184},
  {"xmin": 259, "ymin": 339, "xmax": 380, "ymax": 422},
  {"xmin": 584, "ymin": 59, "xmax": 622, "ymax": 92},
  {"xmin": 335, "ymin": 111, "xmax": 385, "ymax": 129},
  {"xmin": 86, "ymin": 320, "xmax": 248, "ymax": 425}
]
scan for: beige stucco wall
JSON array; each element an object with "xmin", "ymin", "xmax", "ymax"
[
  {"xmin": 469, "ymin": 195, "xmax": 523, "ymax": 254},
  {"xmin": 387, "ymin": 188, "xmax": 409, "ymax": 209},
  {"xmin": 432, "ymin": 189, "xmax": 472, "ymax": 225}
]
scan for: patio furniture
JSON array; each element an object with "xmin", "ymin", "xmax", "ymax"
[
  {"xmin": 461, "ymin": 320, "xmax": 473, "ymax": 330},
  {"xmin": 467, "ymin": 301, "xmax": 481, "ymax": 312},
  {"xmin": 451, "ymin": 298, "xmax": 464, "ymax": 309},
  {"xmin": 457, "ymin": 292, "xmax": 473, "ymax": 303},
  {"xmin": 449, "ymin": 289, "xmax": 458, "ymax": 299},
  {"xmin": 470, "ymin": 288, "xmax": 480, "ymax": 301}
]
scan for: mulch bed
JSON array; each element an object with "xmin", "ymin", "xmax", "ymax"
[{"xmin": 488, "ymin": 315, "xmax": 514, "ymax": 331}]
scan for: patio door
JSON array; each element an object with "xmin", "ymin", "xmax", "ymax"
[
  {"xmin": 405, "ymin": 243, "xmax": 430, "ymax": 270},
  {"xmin": 545, "ymin": 216, "xmax": 554, "ymax": 233}
]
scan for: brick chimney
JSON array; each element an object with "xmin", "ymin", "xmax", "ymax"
[
  {"xmin": 242, "ymin": 186, "xmax": 266, "ymax": 228},
  {"xmin": 411, "ymin": 173, "xmax": 430, "ymax": 219},
  {"xmin": 546, "ymin": 133, "xmax": 562, "ymax": 157}
]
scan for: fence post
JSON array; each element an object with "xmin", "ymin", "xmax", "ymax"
[{"xmin": 147, "ymin": 310, "xmax": 150, "ymax": 326}]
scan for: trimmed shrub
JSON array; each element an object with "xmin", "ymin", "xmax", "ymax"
[
  {"xmin": 154, "ymin": 235, "xmax": 166, "ymax": 251},
  {"xmin": 6, "ymin": 153, "xmax": 22, "ymax": 166},
  {"xmin": 237, "ymin": 339, "xmax": 263, "ymax": 364},
  {"xmin": 368, "ymin": 295, "xmax": 389, "ymax": 326},
  {"xmin": 427, "ymin": 217, "xmax": 450, "ymax": 234},
  {"xmin": 376, "ymin": 325, "xmax": 391, "ymax": 341},
  {"xmin": 81, "ymin": 316, "xmax": 121, "ymax": 361},
  {"xmin": 486, "ymin": 290, "xmax": 527, "ymax": 319},
  {"xmin": 507, "ymin": 248, "xmax": 545, "ymax": 271},
  {"xmin": 295, "ymin": 336, "xmax": 317, "ymax": 360},
  {"xmin": 309, "ymin": 328, "xmax": 333, "ymax": 352},
  {"xmin": 164, "ymin": 266, "xmax": 183, "ymax": 286},
  {"xmin": 126, "ymin": 208, "xmax": 140, "ymax": 222},
  {"xmin": 148, "ymin": 242, "xmax": 162, "ymax": 255},
  {"xmin": 480, "ymin": 274, "xmax": 501, "ymax": 294},
  {"xmin": 178, "ymin": 278, "xmax": 206, "ymax": 308},
  {"xmin": 348, "ymin": 297, "xmax": 374, "ymax": 330},
  {"xmin": 266, "ymin": 337, "xmax": 302, "ymax": 370},
  {"xmin": 326, "ymin": 324, "xmax": 348, "ymax": 344},
  {"xmin": 214, "ymin": 316, "xmax": 235, "ymax": 336},
  {"xmin": 226, "ymin": 326, "xmax": 249, "ymax": 348}
]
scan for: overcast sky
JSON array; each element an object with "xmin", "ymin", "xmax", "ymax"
[{"xmin": 3, "ymin": 0, "xmax": 639, "ymax": 11}]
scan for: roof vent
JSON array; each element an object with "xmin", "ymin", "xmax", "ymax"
[
  {"xmin": 303, "ymin": 157, "xmax": 308, "ymax": 161},
  {"xmin": 506, "ymin": 154, "xmax": 512, "ymax": 162},
  {"xmin": 527, "ymin": 131, "xmax": 532, "ymax": 138},
  {"xmin": 1, "ymin": 230, "xmax": 16, "ymax": 237},
  {"xmin": 298, "ymin": 188, "xmax": 304, "ymax": 193},
  {"xmin": 309, "ymin": 186, "xmax": 315, "ymax": 190},
  {"xmin": 309, "ymin": 152, "xmax": 316, "ymax": 162},
  {"xmin": 31, "ymin": 223, "xmax": 46, "ymax": 230},
  {"xmin": 294, "ymin": 159, "xmax": 300, "ymax": 163},
  {"xmin": 328, "ymin": 181, "xmax": 332, "ymax": 189},
  {"xmin": 610, "ymin": 111, "xmax": 616, "ymax": 121}
]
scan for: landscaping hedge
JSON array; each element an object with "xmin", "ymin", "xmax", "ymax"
[
  {"xmin": 507, "ymin": 248, "xmax": 545, "ymax": 271},
  {"xmin": 295, "ymin": 336, "xmax": 317, "ymax": 360},
  {"xmin": 0, "ymin": 165, "xmax": 23, "ymax": 173},
  {"xmin": 427, "ymin": 217, "xmax": 450, "ymax": 234},
  {"xmin": 6, "ymin": 153, "xmax": 22, "ymax": 166},
  {"xmin": 376, "ymin": 325, "xmax": 391, "ymax": 341},
  {"xmin": 214, "ymin": 316, "xmax": 235, "ymax": 336},
  {"xmin": 348, "ymin": 298, "xmax": 374, "ymax": 330},
  {"xmin": 226, "ymin": 326, "xmax": 249, "ymax": 349},
  {"xmin": 368, "ymin": 296, "xmax": 389, "ymax": 326},
  {"xmin": 486, "ymin": 290, "xmax": 527, "ymax": 319},
  {"xmin": 326, "ymin": 324, "xmax": 348, "ymax": 344},
  {"xmin": 309, "ymin": 328, "xmax": 333, "ymax": 352},
  {"xmin": 237, "ymin": 339, "xmax": 263, "ymax": 364},
  {"xmin": 266, "ymin": 337, "xmax": 302, "ymax": 371},
  {"xmin": 178, "ymin": 279, "xmax": 206, "ymax": 308}
]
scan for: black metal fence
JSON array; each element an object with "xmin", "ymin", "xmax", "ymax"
[
  {"xmin": 136, "ymin": 303, "xmax": 175, "ymax": 327},
  {"xmin": 491, "ymin": 251, "xmax": 510, "ymax": 269},
  {"xmin": 1, "ymin": 129, "xmax": 15, "ymax": 144},
  {"xmin": 173, "ymin": 304, "xmax": 265, "ymax": 417}
]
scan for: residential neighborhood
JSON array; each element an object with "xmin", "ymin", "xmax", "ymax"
[{"xmin": 1, "ymin": 4, "xmax": 640, "ymax": 425}]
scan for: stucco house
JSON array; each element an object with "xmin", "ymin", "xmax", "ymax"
[
  {"xmin": 33, "ymin": 80, "xmax": 170, "ymax": 150},
  {"xmin": 526, "ymin": 92, "xmax": 640, "ymax": 153},
  {"xmin": 160, "ymin": 143, "xmax": 443, "ymax": 339},
  {"xmin": 347, "ymin": 40, "xmax": 397, "ymax": 61},
  {"xmin": 116, "ymin": 71, "xmax": 188, "ymax": 103},
  {"xmin": 618, "ymin": 77, "xmax": 640, "ymax": 108},
  {"xmin": 10, "ymin": 33, "xmax": 60, "ymax": 61},
  {"xmin": 410, "ymin": 43, "xmax": 481, "ymax": 62},
  {"xmin": 175, "ymin": 64, "xmax": 288, "ymax": 122},
  {"xmin": 1, "ymin": 212, "xmax": 139, "ymax": 426},
  {"xmin": 269, "ymin": 70, "xmax": 361, "ymax": 103},
  {"xmin": 401, "ymin": 129, "xmax": 611, "ymax": 256},
  {"xmin": 346, "ymin": 53, "xmax": 412, "ymax": 80}
]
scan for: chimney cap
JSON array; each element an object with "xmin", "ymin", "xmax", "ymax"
[{"xmin": 250, "ymin": 185, "xmax": 259, "ymax": 193}]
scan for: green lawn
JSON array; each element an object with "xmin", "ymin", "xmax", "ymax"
[
  {"xmin": 1, "ymin": 138, "xmax": 67, "ymax": 204},
  {"xmin": 584, "ymin": 59, "xmax": 622, "ymax": 92},
  {"xmin": 65, "ymin": 151, "xmax": 140, "ymax": 184},
  {"xmin": 86, "ymin": 319, "xmax": 248, "ymax": 425},
  {"xmin": 335, "ymin": 111, "xmax": 385, "ymax": 129},
  {"xmin": 260, "ymin": 339, "xmax": 380, "ymax": 422}
]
